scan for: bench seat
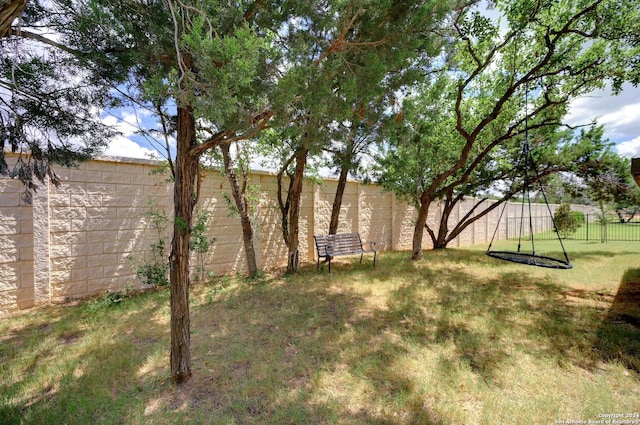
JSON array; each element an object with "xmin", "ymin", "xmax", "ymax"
[{"xmin": 313, "ymin": 233, "xmax": 376, "ymax": 272}]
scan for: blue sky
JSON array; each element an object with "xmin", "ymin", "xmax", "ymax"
[
  {"xmin": 102, "ymin": 81, "xmax": 640, "ymax": 162},
  {"xmin": 565, "ymin": 83, "xmax": 640, "ymax": 158},
  {"xmin": 101, "ymin": 107, "xmax": 175, "ymax": 161}
]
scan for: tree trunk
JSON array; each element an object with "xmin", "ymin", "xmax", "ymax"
[
  {"xmin": 329, "ymin": 163, "xmax": 349, "ymax": 234},
  {"xmin": 433, "ymin": 199, "xmax": 452, "ymax": 249},
  {"xmin": 598, "ymin": 200, "xmax": 607, "ymax": 243},
  {"xmin": 0, "ymin": 0, "xmax": 27, "ymax": 38},
  {"xmin": 169, "ymin": 103, "xmax": 198, "ymax": 384},
  {"xmin": 286, "ymin": 147, "xmax": 308, "ymax": 273},
  {"xmin": 220, "ymin": 143, "xmax": 258, "ymax": 278},
  {"xmin": 411, "ymin": 196, "xmax": 431, "ymax": 260},
  {"xmin": 439, "ymin": 196, "xmax": 505, "ymax": 248}
]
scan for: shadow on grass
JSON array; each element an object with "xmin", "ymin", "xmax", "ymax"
[
  {"xmin": 0, "ymin": 291, "xmax": 169, "ymax": 425},
  {"xmin": 563, "ymin": 250, "xmax": 640, "ymax": 261},
  {"xmin": 162, "ymin": 253, "xmax": 639, "ymax": 423},
  {"xmin": 3, "ymin": 251, "xmax": 639, "ymax": 424},
  {"xmin": 595, "ymin": 268, "xmax": 640, "ymax": 373},
  {"xmin": 164, "ymin": 267, "xmax": 449, "ymax": 424}
]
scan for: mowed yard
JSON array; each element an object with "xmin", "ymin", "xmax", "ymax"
[{"xmin": 1, "ymin": 241, "xmax": 639, "ymax": 424}]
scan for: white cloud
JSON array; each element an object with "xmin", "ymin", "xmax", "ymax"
[
  {"xmin": 100, "ymin": 106, "xmax": 173, "ymax": 159},
  {"xmin": 566, "ymin": 83, "xmax": 640, "ymax": 144},
  {"xmin": 102, "ymin": 135, "xmax": 160, "ymax": 159},
  {"xmin": 102, "ymin": 113, "xmax": 139, "ymax": 137},
  {"xmin": 616, "ymin": 136, "xmax": 640, "ymax": 158}
]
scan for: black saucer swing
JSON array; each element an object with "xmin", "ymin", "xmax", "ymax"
[{"xmin": 485, "ymin": 112, "xmax": 572, "ymax": 270}]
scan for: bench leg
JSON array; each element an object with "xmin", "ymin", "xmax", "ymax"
[
  {"xmin": 373, "ymin": 252, "xmax": 377, "ymax": 267},
  {"xmin": 360, "ymin": 254, "xmax": 363, "ymax": 264}
]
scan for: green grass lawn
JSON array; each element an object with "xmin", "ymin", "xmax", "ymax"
[{"xmin": 1, "ymin": 241, "xmax": 639, "ymax": 424}]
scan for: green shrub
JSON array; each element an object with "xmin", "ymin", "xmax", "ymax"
[
  {"xmin": 129, "ymin": 200, "xmax": 170, "ymax": 287},
  {"xmin": 191, "ymin": 211, "xmax": 216, "ymax": 282},
  {"xmin": 571, "ymin": 210, "xmax": 585, "ymax": 227},
  {"xmin": 554, "ymin": 203, "xmax": 580, "ymax": 239},
  {"xmin": 84, "ymin": 285, "xmax": 133, "ymax": 312},
  {"xmin": 135, "ymin": 238, "xmax": 169, "ymax": 286}
]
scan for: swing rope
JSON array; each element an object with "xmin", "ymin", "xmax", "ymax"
[{"xmin": 486, "ymin": 89, "xmax": 572, "ymax": 270}]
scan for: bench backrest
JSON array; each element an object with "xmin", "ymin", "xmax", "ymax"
[{"xmin": 314, "ymin": 233, "xmax": 363, "ymax": 256}]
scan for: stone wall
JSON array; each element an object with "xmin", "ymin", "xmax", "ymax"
[
  {"xmin": 47, "ymin": 159, "xmax": 172, "ymax": 302},
  {"xmin": 0, "ymin": 155, "xmax": 592, "ymax": 316},
  {"xmin": 0, "ymin": 177, "xmax": 34, "ymax": 312}
]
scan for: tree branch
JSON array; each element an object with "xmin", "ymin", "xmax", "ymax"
[{"xmin": 8, "ymin": 28, "xmax": 81, "ymax": 56}]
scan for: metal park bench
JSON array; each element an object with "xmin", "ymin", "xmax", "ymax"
[{"xmin": 313, "ymin": 233, "xmax": 377, "ymax": 273}]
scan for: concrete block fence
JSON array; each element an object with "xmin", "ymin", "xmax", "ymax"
[{"xmin": 0, "ymin": 154, "xmax": 590, "ymax": 316}]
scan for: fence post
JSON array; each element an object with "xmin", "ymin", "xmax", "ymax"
[
  {"xmin": 586, "ymin": 214, "xmax": 589, "ymax": 241},
  {"xmin": 506, "ymin": 215, "xmax": 509, "ymax": 240}
]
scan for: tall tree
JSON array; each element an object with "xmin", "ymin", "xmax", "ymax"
[
  {"xmin": 378, "ymin": 0, "xmax": 640, "ymax": 260},
  {"xmin": 3, "ymin": 0, "xmax": 275, "ymax": 383},
  {"xmin": 569, "ymin": 141, "xmax": 640, "ymax": 222},
  {"xmin": 261, "ymin": 0, "xmax": 456, "ymax": 272},
  {"xmin": 324, "ymin": 113, "xmax": 381, "ymax": 235},
  {"xmin": 65, "ymin": 0, "xmax": 199, "ymax": 384},
  {"xmin": 22, "ymin": 0, "xmax": 276, "ymax": 383},
  {"xmin": 183, "ymin": 4, "xmax": 280, "ymax": 281},
  {"xmin": 218, "ymin": 140, "xmax": 260, "ymax": 278},
  {"xmin": 160, "ymin": 0, "xmax": 277, "ymax": 382}
]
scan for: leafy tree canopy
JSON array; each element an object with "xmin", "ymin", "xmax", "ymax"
[
  {"xmin": 375, "ymin": 0, "xmax": 640, "ymax": 256},
  {"xmin": 0, "ymin": 0, "xmax": 165, "ymax": 202}
]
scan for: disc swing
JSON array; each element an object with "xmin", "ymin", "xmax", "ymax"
[{"xmin": 485, "ymin": 92, "xmax": 572, "ymax": 270}]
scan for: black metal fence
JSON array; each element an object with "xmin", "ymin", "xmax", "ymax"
[{"xmin": 504, "ymin": 214, "xmax": 640, "ymax": 242}]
